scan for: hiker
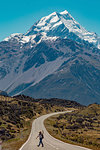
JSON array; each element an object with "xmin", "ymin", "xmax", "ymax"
[{"xmin": 36, "ymin": 131, "xmax": 44, "ymax": 147}]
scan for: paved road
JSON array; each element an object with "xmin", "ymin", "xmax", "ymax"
[{"xmin": 19, "ymin": 111, "xmax": 91, "ymax": 150}]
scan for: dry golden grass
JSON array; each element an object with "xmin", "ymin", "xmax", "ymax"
[
  {"xmin": 44, "ymin": 106, "xmax": 100, "ymax": 150},
  {"xmin": 0, "ymin": 95, "xmax": 14, "ymax": 101},
  {"xmin": 0, "ymin": 96, "xmax": 67, "ymax": 150},
  {"xmin": 2, "ymin": 118, "xmax": 33, "ymax": 150}
]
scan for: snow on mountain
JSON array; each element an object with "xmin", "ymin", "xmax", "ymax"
[
  {"xmin": 25, "ymin": 10, "xmax": 100, "ymax": 49},
  {"xmin": 4, "ymin": 10, "xmax": 100, "ymax": 49},
  {"xmin": 4, "ymin": 33, "xmax": 37, "ymax": 44}
]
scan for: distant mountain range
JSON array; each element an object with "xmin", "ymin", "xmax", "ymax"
[{"xmin": 0, "ymin": 10, "xmax": 100, "ymax": 105}]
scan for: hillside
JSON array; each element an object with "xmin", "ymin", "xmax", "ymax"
[
  {"xmin": 0, "ymin": 95, "xmax": 83, "ymax": 150},
  {"xmin": 45, "ymin": 104, "xmax": 100, "ymax": 150}
]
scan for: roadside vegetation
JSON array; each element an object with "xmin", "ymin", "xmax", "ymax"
[
  {"xmin": 0, "ymin": 95, "xmax": 83, "ymax": 150},
  {"xmin": 45, "ymin": 104, "xmax": 100, "ymax": 150}
]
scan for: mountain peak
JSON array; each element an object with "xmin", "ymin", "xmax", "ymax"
[
  {"xmin": 50, "ymin": 11, "xmax": 58, "ymax": 16},
  {"xmin": 3, "ymin": 10, "xmax": 100, "ymax": 49},
  {"xmin": 60, "ymin": 10, "xmax": 69, "ymax": 15}
]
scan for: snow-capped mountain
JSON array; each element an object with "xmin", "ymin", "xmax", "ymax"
[
  {"xmin": 0, "ymin": 10, "xmax": 100, "ymax": 105},
  {"xmin": 4, "ymin": 10, "xmax": 100, "ymax": 49}
]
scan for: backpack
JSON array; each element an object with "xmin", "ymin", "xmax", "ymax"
[{"xmin": 42, "ymin": 134, "xmax": 44, "ymax": 139}]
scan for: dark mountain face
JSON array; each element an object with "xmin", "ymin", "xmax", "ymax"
[
  {"xmin": 20, "ymin": 57, "xmax": 100, "ymax": 105},
  {"xmin": 0, "ymin": 90, "xmax": 8, "ymax": 96},
  {"xmin": 5, "ymin": 38, "xmax": 100, "ymax": 105},
  {"xmin": 0, "ymin": 11, "xmax": 100, "ymax": 105}
]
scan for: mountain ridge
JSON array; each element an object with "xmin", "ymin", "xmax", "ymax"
[{"xmin": 4, "ymin": 10, "xmax": 100, "ymax": 49}]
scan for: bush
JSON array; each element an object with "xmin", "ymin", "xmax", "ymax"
[{"xmin": 76, "ymin": 118, "xmax": 84, "ymax": 124}]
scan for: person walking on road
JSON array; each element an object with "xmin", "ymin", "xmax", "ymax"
[{"xmin": 36, "ymin": 131, "xmax": 44, "ymax": 147}]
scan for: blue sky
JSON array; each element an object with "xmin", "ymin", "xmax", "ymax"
[{"xmin": 0, "ymin": 0, "xmax": 100, "ymax": 41}]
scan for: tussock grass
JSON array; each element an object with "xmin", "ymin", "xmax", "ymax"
[
  {"xmin": 0, "ymin": 95, "xmax": 69, "ymax": 150},
  {"xmin": 45, "ymin": 104, "xmax": 100, "ymax": 150}
]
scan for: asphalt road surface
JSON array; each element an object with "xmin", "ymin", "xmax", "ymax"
[{"xmin": 19, "ymin": 111, "xmax": 91, "ymax": 150}]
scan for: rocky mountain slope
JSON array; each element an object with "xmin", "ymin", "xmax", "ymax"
[{"xmin": 0, "ymin": 10, "xmax": 100, "ymax": 105}]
